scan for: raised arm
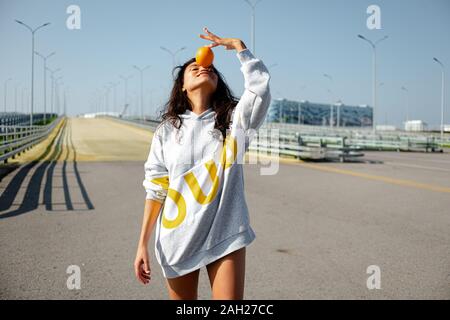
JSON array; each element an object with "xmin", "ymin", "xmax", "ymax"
[
  {"xmin": 232, "ymin": 48, "xmax": 272, "ymax": 132},
  {"xmin": 199, "ymin": 27, "xmax": 272, "ymax": 146}
]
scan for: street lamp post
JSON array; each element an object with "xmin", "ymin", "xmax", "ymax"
[
  {"xmin": 401, "ymin": 86, "xmax": 409, "ymax": 126},
  {"xmin": 25, "ymin": 89, "xmax": 29, "ymax": 116},
  {"xmin": 243, "ymin": 0, "xmax": 263, "ymax": 55},
  {"xmin": 298, "ymin": 85, "xmax": 307, "ymax": 125},
  {"xmin": 63, "ymin": 89, "xmax": 67, "ymax": 115},
  {"xmin": 15, "ymin": 20, "xmax": 51, "ymax": 126},
  {"xmin": 146, "ymin": 89, "xmax": 154, "ymax": 119},
  {"xmin": 109, "ymin": 81, "xmax": 119, "ymax": 114},
  {"xmin": 3, "ymin": 78, "xmax": 12, "ymax": 113},
  {"xmin": 14, "ymin": 83, "xmax": 20, "ymax": 113},
  {"xmin": 21, "ymin": 87, "xmax": 26, "ymax": 114},
  {"xmin": 120, "ymin": 74, "xmax": 133, "ymax": 116},
  {"xmin": 433, "ymin": 57, "xmax": 445, "ymax": 142},
  {"xmin": 46, "ymin": 67, "xmax": 61, "ymax": 117},
  {"xmin": 55, "ymin": 77, "xmax": 63, "ymax": 115},
  {"xmin": 357, "ymin": 34, "xmax": 388, "ymax": 133},
  {"xmin": 133, "ymin": 65, "xmax": 150, "ymax": 121},
  {"xmin": 336, "ymin": 99, "xmax": 344, "ymax": 128},
  {"xmin": 35, "ymin": 51, "xmax": 55, "ymax": 124},
  {"xmin": 378, "ymin": 82, "xmax": 386, "ymax": 125},
  {"xmin": 160, "ymin": 46, "xmax": 187, "ymax": 69},
  {"xmin": 323, "ymin": 73, "xmax": 333, "ymax": 128}
]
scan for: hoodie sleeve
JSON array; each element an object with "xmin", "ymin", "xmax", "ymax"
[
  {"xmin": 231, "ymin": 48, "xmax": 272, "ymax": 133},
  {"xmin": 142, "ymin": 128, "xmax": 169, "ymax": 203}
]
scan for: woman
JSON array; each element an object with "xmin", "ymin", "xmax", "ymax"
[{"xmin": 134, "ymin": 27, "xmax": 271, "ymax": 300}]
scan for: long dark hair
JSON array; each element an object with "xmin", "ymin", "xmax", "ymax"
[{"xmin": 158, "ymin": 57, "xmax": 238, "ymax": 141}]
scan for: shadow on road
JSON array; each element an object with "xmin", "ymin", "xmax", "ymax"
[{"xmin": 0, "ymin": 119, "xmax": 95, "ymax": 219}]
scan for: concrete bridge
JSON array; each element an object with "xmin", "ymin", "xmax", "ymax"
[{"xmin": 1, "ymin": 117, "xmax": 449, "ymax": 299}]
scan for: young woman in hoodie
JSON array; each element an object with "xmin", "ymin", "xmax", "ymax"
[{"xmin": 134, "ymin": 27, "xmax": 271, "ymax": 300}]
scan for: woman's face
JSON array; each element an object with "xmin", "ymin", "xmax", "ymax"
[{"xmin": 183, "ymin": 61, "xmax": 218, "ymax": 94}]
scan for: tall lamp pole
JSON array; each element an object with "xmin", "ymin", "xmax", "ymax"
[
  {"xmin": 401, "ymin": 86, "xmax": 409, "ymax": 125},
  {"xmin": 243, "ymin": 0, "xmax": 263, "ymax": 55},
  {"xmin": 357, "ymin": 34, "xmax": 388, "ymax": 133},
  {"xmin": 433, "ymin": 57, "xmax": 445, "ymax": 142},
  {"xmin": 133, "ymin": 65, "xmax": 150, "ymax": 120},
  {"xmin": 55, "ymin": 76, "xmax": 63, "ymax": 115},
  {"xmin": 120, "ymin": 74, "xmax": 133, "ymax": 116},
  {"xmin": 323, "ymin": 73, "xmax": 334, "ymax": 127},
  {"xmin": 14, "ymin": 83, "xmax": 20, "ymax": 113},
  {"xmin": 47, "ymin": 67, "xmax": 61, "ymax": 117},
  {"xmin": 297, "ymin": 84, "xmax": 307, "ymax": 125},
  {"xmin": 15, "ymin": 20, "xmax": 51, "ymax": 126},
  {"xmin": 35, "ymin": 51, "xmax": 55, "ymax": 123},
  {"xmin": 160, "ymin": 46, "xmax": 186, "ymax": 68},
  {"xmin": 109, "ymin": 81, "xmax": 119, "ymax": 114}
]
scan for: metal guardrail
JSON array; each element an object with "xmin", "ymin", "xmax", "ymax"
[
  {"xmin": 101, "ymin": 115, "xmax": 446, "ymax": 162},
  {"xmin": 348, "ymin": 136, "xmax": 443, "ymax": 152},
  {"xmin": 106, "ymin": 115, "xmax": 365, "ymax": 162},
  {"xmin": 266, "ymin": 129, "xmax": 444, "ymax": 154},
  {"xmin": 92, "ymin": 114, "xmax": 160, "ymax": 132},
  {"xmin": 249, "ymin": 135, "xmax": 365, "ymax": 162},
  {"xmin": 0, "ymin": 116, "xmax": 63, "ymax": 163},
  {"xmin": 115, "ymin": 116, "xmax": 160, "ymax": 131},
  {"xmin": 263, "ymin": 122, "xmax": 450, "ymax": 147},
  {"xmin": 0, "ymin": 112, "xmax": 58, "ymax": 127}
]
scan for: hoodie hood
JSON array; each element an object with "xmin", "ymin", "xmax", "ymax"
[{"xmin": 180, "ymin": 107, "xmax": 215, "ymax": 121}]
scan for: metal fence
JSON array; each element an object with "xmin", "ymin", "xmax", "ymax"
[
  {"xmin": 263, "ymin": 122, "xmax": 450, "ymax": 145},
  {"xmin": 0, "ymin": 112, "xmax": 58, "ymax": 127},
  {"xmin": 0, "ymin": 116, "xmax": 63, "ymax": 163},
  {"xmin": 102, "ymin": 115, "xmax": 447, "ymax": 162}
]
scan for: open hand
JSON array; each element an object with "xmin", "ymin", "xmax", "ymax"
[{"xmin": 199, "ymin": 27, "xmax": 247, "ymax": 52}]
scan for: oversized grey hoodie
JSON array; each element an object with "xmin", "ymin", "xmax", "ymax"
[{"xmin": 143, "ymin": 48, "xmax": 271, "ymax": 278}]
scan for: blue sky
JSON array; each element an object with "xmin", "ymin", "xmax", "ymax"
[{"xmin": 1, "ymin": 0, "xmax": 449, "ymax": 127}]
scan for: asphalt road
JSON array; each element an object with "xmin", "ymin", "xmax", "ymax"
[{"xmin": 1, "ymin": 117, "xmax": 449, "ymax": 299}]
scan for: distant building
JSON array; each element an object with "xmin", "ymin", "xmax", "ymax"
[
  {"xmin": 404, "ymin": 120, "xmax": 427, "ymax": 132},
  {"xmin": 444, "ymin": 125, "xmax": 450, "ymax": 133},
  {"xmin": 266, "ymin": 99, "xmax": 373, "ymax": 127}
]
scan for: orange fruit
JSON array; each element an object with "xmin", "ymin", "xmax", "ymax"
[{"xmin": 195, "ymin": 46, "xmax": 214, "ymax": 68}]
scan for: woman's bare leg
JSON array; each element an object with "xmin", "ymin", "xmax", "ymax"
[
  {"xmin": 206, "ymin": 247, "xmax": 246, "ymax": 300},
  {"xmin": 165, "ymin": 268, "xmax": 200, "ymax": 300}
]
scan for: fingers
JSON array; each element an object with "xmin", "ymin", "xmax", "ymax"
[
  {"xmin": 134, "ymin": 260, "xmax": 145, "ymax": 284},
  {"xmin": 144, "ymin": 260, "xmax": 151, "ymax": 276},
  {"xmin": 200, "ymin": 34, "xmax": 220, "ymax": 48},
  {"xmin": 134, "ymin": 261, "xmax": 144, "ymax": 284},
  {"xmin": 140, "ymin": 259, "xmax": 151, "ymax": 283},
  {"xmin": 134, "ymin": 258, "xmax": 151, "ymax": 284},
  {"xmin": 200, "ymin": 27, "xmax": 233, "ymax": 50},
  {"xmin": 200, "ymin": 27, "xmax": 220, "ymax": 42},
  {"xmin": 203, "ymin": 27, "xmax": 217, "ymax": 38},
  {"xmin": 199, "ymin": 34, "xmax": 214, "ymax": 41}
]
